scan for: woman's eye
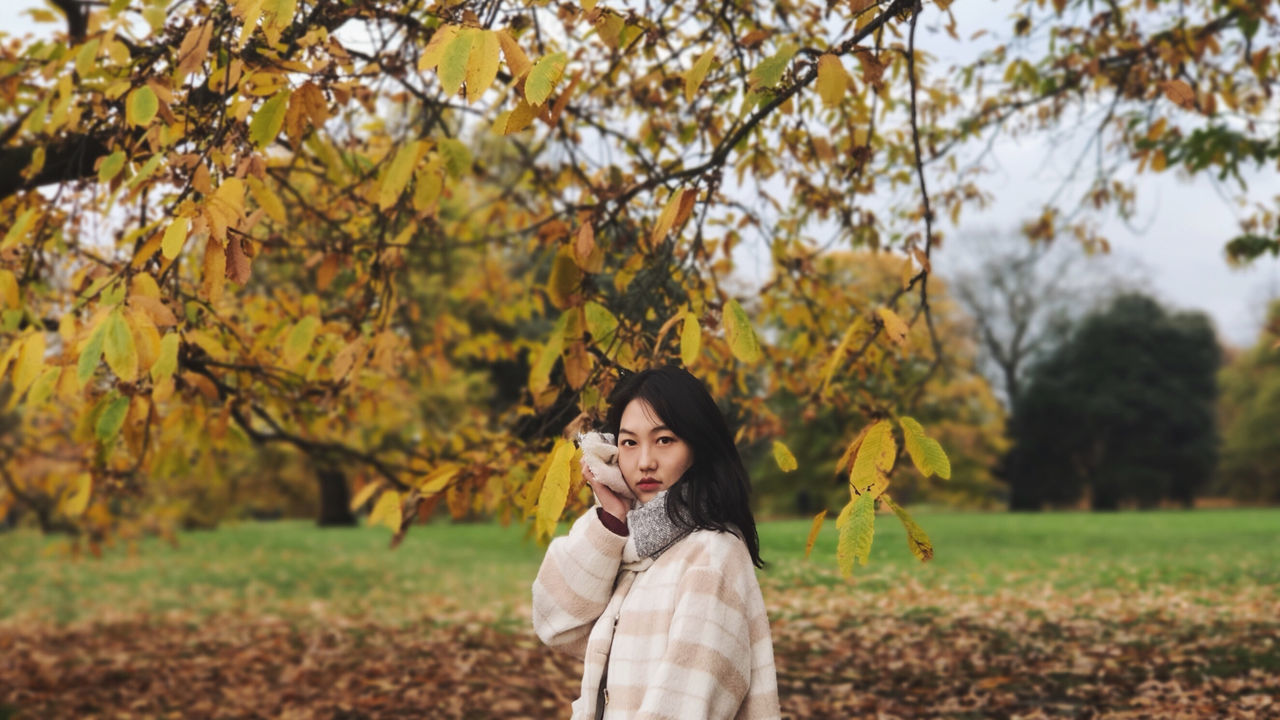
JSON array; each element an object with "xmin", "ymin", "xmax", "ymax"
[
  {"xmin": 620, "ymin": 439, "xmax": 635, "ymax": 447},
  {"xmin": 657, "ymin": 436, "xmax": 675, "ymax": 445}
]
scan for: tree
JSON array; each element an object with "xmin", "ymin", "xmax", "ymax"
[
  {"xmin": 752, "ymin": 251, "xmax": 1006, "ymax": 513},
  {"xmin": 1214, "ymin": 301, "xmax": 1280, "ymax": 504},
  {"xmin": 1004, "ymin": 294, "xmax": 1220, "ymax": 510},
  {"xmin": 0, "ymin": 0, "xmax": 1274, "ymax": 568},
  {"xmin": 951, "ymin": 233, "xmax": 1144, "ymax": 407}
]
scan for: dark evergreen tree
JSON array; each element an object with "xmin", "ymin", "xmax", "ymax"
[{"xmin": 1005, "ymin": 294, "xmax": 1220, "ymax": 510}]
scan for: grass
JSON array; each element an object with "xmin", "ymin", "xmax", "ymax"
[{"xmin": 2, "ymin": 508, "xmax": 1277, "ymax": 628}]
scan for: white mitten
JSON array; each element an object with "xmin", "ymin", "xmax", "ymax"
[{"xmin": 577, "ymin": 432, "xmax": 636, "ymax": 501}]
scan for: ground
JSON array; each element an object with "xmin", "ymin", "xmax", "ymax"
[{"xmin": 2, "ymin": 509, "xmax": 1278, "ymax": 718}]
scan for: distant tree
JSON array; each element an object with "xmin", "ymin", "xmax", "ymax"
[
  {"xmin": 1214, "ymin": 302, "xmax": 1280, "ymax": 504},
  {"xmin": 1005, "ymin": 294, "xmax": 1220, "ymax": 510},
  {"xmin": 951, "ymin": 233, "xmax": 1145, "ymax": 408}
]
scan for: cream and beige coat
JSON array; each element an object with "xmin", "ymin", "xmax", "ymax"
[{"xmin": 532, "ymin": 509, "xmax": 781, "ymax": 719}]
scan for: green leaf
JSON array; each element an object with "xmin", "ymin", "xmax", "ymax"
[
  {"xmin": 438, "ymin": 137, "xmax": 471, "ymax": 180},
  {"xmin": 98, "ymin": 150, "xmax": 126, "ymax": 183},
  {"xmin": 126, "ymin": 86, "xmax": 158, "ymax": 127},
  {"xmin": 75, "ymin": 38, "xmax": 101, "ymax": 77},
  {"xmin": 249, "ymin": 89, "xmax": 291, "ymax": 149},
  {"xmin": 78, "ymin": 324, "xmax": 106, "ymax": 384},
  {"xmin": 379, "ymin": 141, "xmax": 420, "ymax": 210},
  {"xmin": 283, "ymin": 316, "xmax": 319, "ymax": 368},
  {"xmin": 835, "ymin": 492, "xmax": 875, "ymax": 576},
  {"xmin": 772, "ymin": 440, "xmax": 798, "ymax": 472},
  {"xmin": 125, "ymin": 154, "xmax": 162, "ymax": 190},
  {"xmin": 96, "ymin": 393, "xmax": 130, "ymax": 443},
  {"xmin": 438, "ymin": 28, "xmax": 476, "ymax": 97},
  {"xmin": 850, "ymin": 419, "xmax": 894, "ymax": 495},
  {"xmin": 102, "ymin": 311, "xmax": 138, "ymax": 381},
  {"xmin": 898, "ymin": 416, "xmax": 951, "ymax": 479},
  {"xmin": 680, "ymin": 310, "xmax": 701, "ymax": 367},
  {"xmin": 750, "ymin": 43, "xmax": 797, "ymax": 89},
  {"xmin": 884, "ymin": 494, "xmax": 933, "ymax": 562},
  {"xmin": 724, "ymin": 298, "xmax": 762, "ymax": 364},
  {"xmin": 1, "ymin": 208, "xmax": 36, "ymax": 251},
  {"xmin": 525, "ymin": 51, "xmax": 567, "ymax": 106}
]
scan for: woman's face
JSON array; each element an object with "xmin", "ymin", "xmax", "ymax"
[{"xmin": 617, "ymin": 398, "xmax": 693, "ymax": 504}]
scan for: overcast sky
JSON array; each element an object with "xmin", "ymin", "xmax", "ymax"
[{"xmin": 7, "ymin": 1, "xmax": 1278, "ymax": 346}]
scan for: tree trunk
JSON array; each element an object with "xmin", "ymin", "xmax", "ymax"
[{"xmin": 316, "ymin": 468, "xmax": 357, "ymax": 526}]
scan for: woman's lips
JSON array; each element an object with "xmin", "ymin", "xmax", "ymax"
[{"xmin": 636, "ymin": 480, "xmax": 661, "ymax": 490}]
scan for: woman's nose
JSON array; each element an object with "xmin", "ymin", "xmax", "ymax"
[{"xmin": 638, "ymin": 447, "xmax": 657, "ymax": 471}]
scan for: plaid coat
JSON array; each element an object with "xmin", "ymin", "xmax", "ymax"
[{"xmin": 532, "ymin": 509, "xmax": 780, "ymax": 720}]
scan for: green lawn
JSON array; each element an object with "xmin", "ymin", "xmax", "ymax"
[{"xmin": 2, "ymin": 508, "xmax": 1277, "ymax": 627}]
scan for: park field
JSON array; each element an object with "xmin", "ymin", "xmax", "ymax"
[{"xmin": 3, "ymin": 508, "xmax": 1279, "ymax": 718}]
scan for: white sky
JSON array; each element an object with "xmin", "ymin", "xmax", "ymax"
[{"xmin": 7, "ymin": 1, "xmax": 1278, "ymax": 347}]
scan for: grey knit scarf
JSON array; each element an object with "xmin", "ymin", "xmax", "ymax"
[{"xmin": 625, "ymin": 489, "xmax": 692, "ymax": 559}]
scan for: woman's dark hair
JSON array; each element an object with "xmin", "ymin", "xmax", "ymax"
[{"xmin": 602, "ymin": 366, "xmax": 765, "ymax": 568}]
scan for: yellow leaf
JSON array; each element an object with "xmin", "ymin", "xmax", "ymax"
[
  {"xmin": 379, "ymin": 140, "xmax": 422, "ymax": 210},
  {"xmin": 151, "ymin": 332, "xmax": 180, "ymax": 383},
  {"xmin": 898, "ymin": 416, "xmax": 951, "ymax": 479},
  {"xmin": 247, "ymin": 177, "xmax": 286, "ymax": 223},
  {"xmin": 836, "ymin": 492, "xmax": 875, "ymax": 576},
  {"xmin": 161, "ymin": 217, "xmax": 188, "ymax": 260},
  {"xmin": 201, "ymin": 238, "xmax": 226, "ymax": 302},
  {"xmin": 418, "ymin": 24, "xmax": 460, "ymax": 72},
  {"xmin": 849, "ymin": 419, "xmax": 894, "ymax": 495},
  {"xmin": 535, "ymin": 439, "xmax": 574, "ymax": 539},
  {"xmin": 724, "ymin": 298, "xmax": 762, "ymax": 364},
  {"xmin": 438, "ymin": 28, "xmax": 476, "ymax": 97},
  {"xmin": 821, "ymin": 317, "xmax": 867, "ymax": 396},
  {"xmin": 0, "ymin": 269, "xmax": 19, "ymax": 310},
  {"xmin": 772, "ymin": 440, "xmax": 798, "ymax": 472},
  {"xmin": 12, "ymin": 333, "xmax": 46, "ymax": 402},
  {"xmin": 102, "ymin": 311, "xmax": 138, "ymax": 382},
  {"xmin": 816, "ymin": 54, "xmax": 851, "ymax": 108},
  {"xmin": 546, "ymin": 247, "xmax": 581, "ymax": 310},
  {"xmin": 529, "ymin": 312, "xmax": 568, "ymax": 394},
  {"xmin": 876, "ymin": 306, "xmax": 909, "ymax": 345},
  {"xmin": 62, "ymin": 474, "xmax": 93, "ymax": 517},
  {"xmin": 804, "ymin": 509, "xmax": 827, "ymax": 560},
  {"xmin": 650, "ymin": 190, "xmax": 683, "ymax": 246},
  {"xmin": 525, "ymin": 51, "xmax": 567, "ymax": 106},
  {"xmin": 683, "ymin": 47, "xmax": 715, "ymax": 103},
  {"xmin": 349, "ymin": 481, "xmax": 380, "ymax": 512},
  {"xmin": 420, "ymin": 463, "xmax": 461, "ymax": 496},
  {"xmin": 680, "ymin": 310, "xmax": 701, "ymax": 367},
  {"xmin": 368, "ymin": 489, "xmax": 402, "ymax": 533},
  {"xmin": 883, "ymin": 493, "xmax": 933, "ymax": 562},
  {"xmin": 465, "ymin": 30, "xmax": 501, "ymax": 102},
  {"xmin": 496, "ymin": 29, "xmax": 531, "ymax": 78},
  {"xmin": 835, "ymin": 422, "xmax": 871, "ymax": 475}
]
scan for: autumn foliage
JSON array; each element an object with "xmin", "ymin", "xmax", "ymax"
[{"xmin": 1, "ymin": 0, "xmax": 1277, "ymax": 566}]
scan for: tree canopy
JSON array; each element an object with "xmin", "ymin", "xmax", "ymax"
[
  {"xmin": 0, "ymin": 0, "xmax": 1276, "ymax": 564},
  {"xmin": 1004, "ymin": 293, "xmax": 1220, "ymax": 510}
]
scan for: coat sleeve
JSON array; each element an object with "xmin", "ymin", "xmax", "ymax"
[
  {"xmin": 635, "ymin": 560, "xmax": 767, "ymax": 720},
  {"xmin": 531, "ymin": 508, "xmax": 628, "ymax": 658}
]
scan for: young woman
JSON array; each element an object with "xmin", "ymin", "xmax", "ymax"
[{"xmin": 532, "ymin": 366, "xmax": 780, "ymax": 719}]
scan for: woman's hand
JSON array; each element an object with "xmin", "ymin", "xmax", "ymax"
[{"xmin": 584, "ymin": 466, "xmax": 630, "ymax": 521}]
